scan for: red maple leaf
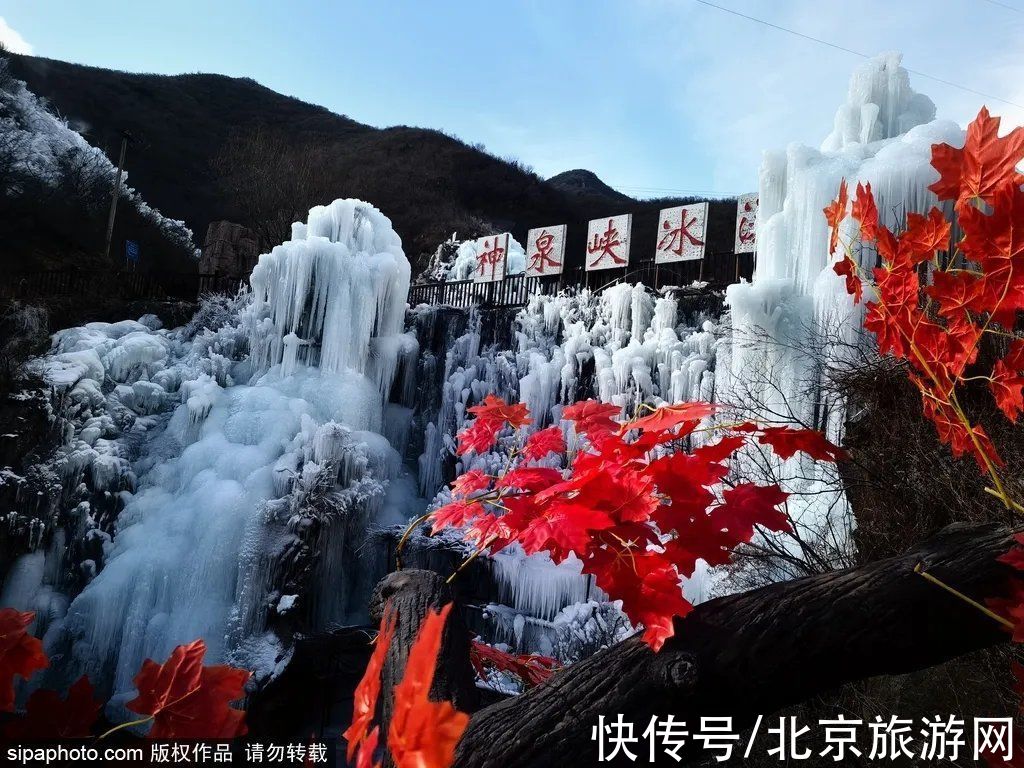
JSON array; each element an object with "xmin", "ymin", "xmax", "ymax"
[
  {"xmin": 756, "ymin": 426, "xmax": 849, "ymax": 462},
  {"xmin": 388, "ymin": 604, "xmax": 470, "ymax": 768},
  {"xmin": 455, "ymin": 418, "xmax": 503, "ymax": 456},
  {"xmin": 851, "ymin": 181, "xmax": 878, "ymax": 242},
  {"xmin": 710, "ymin": 484, "xmax": 791, "ymax": 541},
  {"xmin": 519, "ymin": 503, "xmax": 614, "ymax": 557},
  {"xmin": 344, "ymin": 612, "xmax": 395, "ymax": 763},
  {"xmin": 469, "ymin": 640, "xmax": 558, "ymax": 689},
  {"xmin": 899, "ymin": 208, "xmax": 951, "ymax": 266},
  {"xmin": 451, "ymin": 468, "xmax": 491, "ymax": 497},
  {"xmin": 495, "ymin": 466, "xmax": 563, "ymax": 493},
  {"xmin": 833, "ymin": 254, "xmax": 863, "ymax": 304},
  {"xmin": 562, "ymin": 400, "xmax": 621, "ymax": 437},
  {"xmin": 958, "ymin": 180, "xmax": 1024, "ymax": 328},
  {"xmin": 929, "ymin": 106, "xmax": 1024, "ymax": 207},
  {"xmin": 522, "ymin": 426, "xmax": 565, "ymax": 461},
  {"xmin": 431, "ymin": 499, "xmax": 483, "ymax": 532},
  {"xmin": 926, "ymin": 270, "xmax": 986, "ymax": 321},
  {"xmin": 3, "ymin": 675, "xmax": 100, "ymax": 739},
  {"xmin": 467, "ymin": 394, "xmax": 531, "ymax": 429},
  {"xmin": 991, "ymin": 340, "xmax": 1024, "ymax": 422},
  {"xmin": 823, "ymin": 179, "xmax": 849, "ymax": 255},
  {"xmin": 595, "ymin": 552, "xmax": 692, "ymax": 652},
  {"xmin": 626, "ymin": 402, "xmax": 716, "ymax": 434},
  {"xmin": 126, "ymin": 639, "xmax": 249, "ymax": 739},
  {"xmin": 0, "ymin": 609, "xmax": 47, "ymax": 712}
]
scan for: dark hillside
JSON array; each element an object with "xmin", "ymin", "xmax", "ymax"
[{"xmin": 8, "ymin": 54, "xmax": 738, "ymax": 276}]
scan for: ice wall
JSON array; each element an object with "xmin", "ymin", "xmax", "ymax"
[
  {"xmin": 14, "ymin": 200, "xmax": 418, "ymax": 715},
  {"xmin": 723, "ymin": 52, "xmax": 963, "ymax": 563}
]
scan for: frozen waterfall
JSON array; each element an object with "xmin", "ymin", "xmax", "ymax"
[{"xmin": 14, "ymin": 200, "xmax": 419, "ymax": 716}]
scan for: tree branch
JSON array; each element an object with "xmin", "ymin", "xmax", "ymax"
[{"xmin": 436, "ymin": 523, "xmax": 1016, "ymax": 766}]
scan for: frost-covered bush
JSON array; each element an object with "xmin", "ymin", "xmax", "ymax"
[
  {"xmin": 0, "ymin": 51, "xmax": 197, "ymax": 266},
  {"xmin": 0, "ymin": 301, "xmax": 48, "ymax": 388}
]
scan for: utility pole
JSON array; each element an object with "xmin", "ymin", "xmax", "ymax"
[{"xmin": 103, "ymin": 129, "xmax": 133, "ymax": 262}]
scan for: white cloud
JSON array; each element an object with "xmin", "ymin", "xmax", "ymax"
[{"xmin": 0, "ymin": 16, "xmax": 32, "ymax": 55}]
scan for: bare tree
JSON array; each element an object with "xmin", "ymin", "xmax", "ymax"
[{"xmin": 211, "ymin": 126, "xmax": 335, "ymax": 250}]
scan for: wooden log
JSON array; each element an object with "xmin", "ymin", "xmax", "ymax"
[{"xmin": 370, "ymin": 523, "xmax": 1020, "ymax": 767}]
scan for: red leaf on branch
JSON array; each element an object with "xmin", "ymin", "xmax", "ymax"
[
  {"xmin": 958, "ymin": 180, "xmax": 1024, "ymax": 328},
  {"xmin": 899, "ymin": 208, "xmax": 951, "ymax": 266},
  {"xmin": 851, "ymin": 181, "xmax": 878, "ymax": 242},
  {"xmin": 833, "ymin": 254, "xmax": 863, "ymax": 304},
  {"xmin": 595, "ymin": 552, "xmax": 693, "ymax": 652},
  {"xmin": 344, "ymin": 613, "xmax": 396, "ymax": 763},
  {"xmin": 929, "ymin": 107, "xmax": 1024, "ymax": 207},
  {"xmin": 522, "ymin": 426, "xmax": 565, "ymax": 461},
  {"xmin": 3, "ymin": 675, "xmax": 100, "ymax": 739},
  {"xmin": 991, "ymin": 345, "xmax": 1024, "ymax": 422},
  {"xmin": 626, "ymin": 402, "xmax": 716, "ymax": 434},
  {"xmin": 388, "ymin": 604, "xmax": 470, "ymax": 768},
  {"xmin": 469, "ymin": 640, "xmax": 558, "ymax": 689},
  {"xmin": 0, "ymin": 609, "xmax": 47, "ymax": 712},
  {"xmin": 562, "ymin": 400, "xmax": 621, "ymax": 437},
  {"xmin": 756, "ymin": 426, "xmax": 849, "ymax": 462},
  {"xmin": 455, "ymin": 418, "xmax": 503, "ymax": 456},
  {"xmin": 126, "ymin": 639, "xmax": 249, "ymax": 739},
  {"xmin": 451, "ymin": 468, "xmax": 491, "ymax": 497},
  {"xmin": 466, "ymin": 394, "xmax": 532, "ymax": 429},
  {"xmin": 495, "ymin": 466, "xmax": 564, "ymax": 493},
  {"xmin": 711, "ymin": 484, "xmax": 791, "ymax": 541},
  {"xmin": 519, "ymin": 503, "xmax": 614, "ymax": 557},
  {"xmin": 823, "ymin": 179, "xmax": 849, "ymax": 255}
]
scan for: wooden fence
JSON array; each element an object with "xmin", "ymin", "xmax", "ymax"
[
  {"xmin": 1, "ymin": 271, "xmax": 248, "ymax": 302},
  {"xmin": 408, "ymin": 251, "xmax": 754, "ymax": 309}
]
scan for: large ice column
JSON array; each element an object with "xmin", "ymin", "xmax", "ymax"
[
  {"xmin": 722, "ymin": 53, "xmax": 964, "ymax": 563},
  {"xmin": 753, "ymin": 53, "xmax": 956, "ymax": 294},
  {"xmin": 246, "ymin": 199, "xmax": 413, "ymax": 392},
  {"xmin": 36, "ymin": 199, "xmax": 415, "ymax": 713}
]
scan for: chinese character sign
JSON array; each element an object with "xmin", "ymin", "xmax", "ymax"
[
  {"xmin": 734, "ymin": 193, "xmax": 758, "ymax": 253},
  {"xmin": 655, "ymin": 203, "xmax": 708, "ymax": 264},
  {"xmin": 586, "ymin": 214, "xmax": 632, "ymax": 271},
  {"xmin": 526, "ymin": 225, "xmax": 566, "ymax": 277},
  {"xmin": 473, "ymin": 233, "xmax": 510, "ymax": 283}
]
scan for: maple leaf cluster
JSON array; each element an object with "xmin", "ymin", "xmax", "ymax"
[
  {"xmin": 344, "ymin": 604, "xmax": 470, "ymax": 768},
  {"xmin": 437, "ymin": 396, "xmax": 845, "ymax": 651},
  {"xmin": 830, "ymin": 107, "xmax": 1024, "ymax": 482},
  {"xmin": 0, "ymin": 607, "xmax": 249, "ymax": 740},
  {"xmin": 468, "ymin": 639, "xmax": 558, "ymax": 689}
]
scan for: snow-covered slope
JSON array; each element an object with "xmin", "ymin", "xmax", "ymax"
[{"xmin": 0, "ymin": 56, "xmax": 197, "ymax": 258}]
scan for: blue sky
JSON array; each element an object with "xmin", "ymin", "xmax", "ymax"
[{"xmin": 3, "ymin": 0, "xmax": 1024, "ymax": 198}]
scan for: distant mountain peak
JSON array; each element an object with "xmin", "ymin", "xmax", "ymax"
[{"xmin": 547, "ymin": 169, "xmax": 633, "ymax": 205}]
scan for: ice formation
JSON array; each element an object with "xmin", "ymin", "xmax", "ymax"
[
  {"xmin": 0, "ymin": 52, "xmax": 968, "ymax": 719},
  {"xmin": 722, "ymin": 52, "xmax": 963, "ymax": 566},
  {"xmin": 444, "ymin": 235, "xmax": 527, "ymax": 281},
  {"xmin": 8, "ymin": 201, "xmax": 420, "ymax": 716}
]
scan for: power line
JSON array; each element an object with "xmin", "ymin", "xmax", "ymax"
[
  {"xmin": 694, "ymin": 0, "xmax": 1024, "ymax": 110},
  {"xmin": 980, "ymin": 0, "xmax": 1024, "ymax": 14}
]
